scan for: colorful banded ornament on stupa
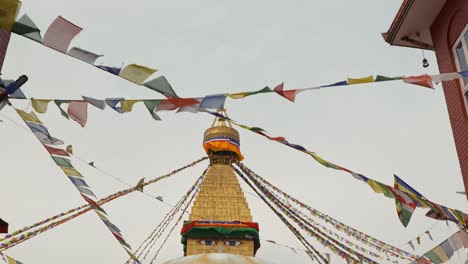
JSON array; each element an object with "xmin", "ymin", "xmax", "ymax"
[
  {"xmin": 203, "ymin": 113, "xmax": 244, "ymax": 162},
  {"xmin": 179, "ymin": 111, "xmax": 260, "ymax": 258}
]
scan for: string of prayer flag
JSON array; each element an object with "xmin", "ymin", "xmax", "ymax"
[
  {"xmin": 8, "ymin": 70, "xmax": 466, "ymax": 125},
  {"xmin": 235, "ymin": 162, "xmax": 417, "ymax": 261},
  {"xmin": 0, "ymin": 157, "xmax": 207, "ymax": 250},
  {"xmin": 412, "ymin": 230, "xmax": 468, "ymax": 264},
  {"xmin": 204, "ymin": 112, "xmax": 467, "ymax": 228},
  {"xmin": 13, "ymin": 108, "xmax": 140, "ymax": 262},
  {"xmin": 6, "ymin": 12, "xmax": 468, "ymax": 106},
  {"xmin": 234, "ymin": 165, "xmax": 379, "ymax": 264},
  {"xmin": 11, "ymin": 15, "xmax": 162, "ymax": 97}
]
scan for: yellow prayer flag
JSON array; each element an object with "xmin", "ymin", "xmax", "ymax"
[
  {"xmin": 31, "ymin": 98, "xmax": 52, "ymax": 113},
  {"xmin": 118, "ymin": 64, "xmax": 157, "ymax": 84},
  {"xmin": 65, "ymin": 145, "xmax": 73, "ymax": 154},
  {"xmin": 0, "ymin": 0, "xmax": 19, "ymax": 31},
  {"xmin": 6, "ymin": 255, "xmax": 19, "ymax": 264},
  {"xmin": 226, "ymin": 93, "xmax": 249, "ymax": 99},
  {"xmin": 347, "ymin": 75, "xmax": 374, "ymax": 85},
  {"xmin": 120, "ymin": 100, "xmax": 141, "ymax": 113},
  {"xmin": 432, "ymin": 246, "xmax": 449, "ymax": 262},
  {"xmin": 95, "ymin": 210, "xmax": 109, "ymax": 221},
  {"xmin": 449, "ymin": 208, "xmax": 465, "ymax": 225},
  {"xmin": 61, "ymin": 166, "xmax": 83, "ymax": 177},
  {"xmin": 367, "ymin": 179, "xmax": 387, "ymax": 194},
  {"xmin": 15, "ymin": 109, "xmax": 42, "ymax": 123}
]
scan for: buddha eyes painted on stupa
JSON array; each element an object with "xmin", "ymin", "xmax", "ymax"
[
  {"xmin": 198, "ymin": 239, "xmax": 243, "ymax": 247},
  {"xmin": 225, "ymin": 240, "xmax": 243, "ymax": 246}
]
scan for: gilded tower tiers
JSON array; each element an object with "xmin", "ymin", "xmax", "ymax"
[{"xmin": 180, "ymin": 114, "xmax": 260, "ymax": 257}]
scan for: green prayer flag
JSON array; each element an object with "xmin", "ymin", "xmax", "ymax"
[
  {"xmin": 143, "ymin": 100, "xmax": 162, "ymax": 120},
  {"xmin": 52, "ymin": 156, "xmax": 73, "ymax": 167},
  {"xmin": 375, "ymin": 75, "xmax": 403, "ymax": 82},
  {"xmin": 54, "ymin": 100, "xmax": 70, "ymax": 119},
  {"xmin": 423, "ymin": 251, "xmax": 442, "ymax": 264},
  {"xmin": 144, "ymin": 76, "xmax": 178, "ymax": 97},
  {"xmin": 12, "ymin": 14, "xmax": 42, "ymax": 43}
]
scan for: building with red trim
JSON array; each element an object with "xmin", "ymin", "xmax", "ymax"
[{"xmin": 383, "ymin": 0, "xmax": 468, "ymax": 195}]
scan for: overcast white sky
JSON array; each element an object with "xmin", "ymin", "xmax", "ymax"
[{"xmin": 1, "ymin": 0, "xmax": 467, "ymax": 263}]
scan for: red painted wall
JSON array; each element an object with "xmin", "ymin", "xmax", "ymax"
[{"xmin": 430, "ymin": 0, "xmax": 468, "ymax": 194}]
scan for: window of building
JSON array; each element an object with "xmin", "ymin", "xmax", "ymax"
[{"xmin": 452, "ymin": 23, "xmax": 468, "ymax": 114}]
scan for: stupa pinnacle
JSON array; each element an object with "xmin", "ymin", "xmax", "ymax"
[{"xmin": 180, "ymin": 110, "xmax": 260, "ymax": 257}]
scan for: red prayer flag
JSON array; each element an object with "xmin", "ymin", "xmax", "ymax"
[
  {"xmin": 167, "ymin": 97, "xmax": 199, "ymax": 107},
  {"xmin": 44, "ymin": 145, "xmax": 70, "ymax": 156},
  {"xmin": 402, "ymin": 74, "xmax": 434, "ymax": 89},
  {"xmin": 458, "ymin": 231, "xmax": 468, "ymax": 248},
  {"xmin": 273, "ymin": 83, "xmax": 297, "ymax": 102},
  {"xmin": 67, "ymin": 101, "xmax": 88, "ymax": 127},
  {"xmin": 43, "ymin": 16, "xmax": 82, "ymax": 53}
]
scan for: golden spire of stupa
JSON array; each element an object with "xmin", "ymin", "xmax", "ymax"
[{"xmin": 181, "ymin": 110, "xmax": 260, "ymax": 257}]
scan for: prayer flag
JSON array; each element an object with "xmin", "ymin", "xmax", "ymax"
[
  {"xmin": 16, "ymin": 109, "xmax": 42, "ymax": 123},
  {"xmin": 44, "ymin": 145, "xmax": 69, "ymax": 156},
  {"xmin": 68, "ymin": 47, "xmax": 102, "ymax": 64},
  {"xmin": 54, "ymin": 100, "xmax": 70, "ymax": 119},
  {"xmin": 5, "ymin": 255, "xmax": 23, "ymax": 264},
  {"xmin": 432, "ymin": 246, "xmax": 449, "ymax": 262},
  {"xmin": 43, "ymin": 16, "xmax": 82, "ymax": 53},
  {"xmin": 457, "ymin": 231, "xmax": 468, "ymax": 248},
  {"xmin": 0, "ymin": 0, "xmax": 19, "ymax": 31},
  {"xmin": 440, "ymin": 240, "xmax": 454, "ymax": 259},
  {"xmin": 168, "ymin": 97, "xmax": 199, "ymax": 107},
  {"xmin": 430, "ymin": 73, "xmax": 460, "ymax": 84},
  {"xmin": 321, "ymin": 80, "xmax": 348, "ymax": 87},
  {"xmin": 227, "ymin": 86, "xmax": 272, "ymax": 99},
  {"xmin": 144, "ymin": 76, "xmax": 177, "ymax": 97},
  {"xmin": 12, "ymin": 14, "xmax": 43, "ymax": 43},
  {"xmin": 119, "ymin": 64, "xmax": 157, "ymax": 84},
  {"xmin": 408, "ymin": 241, "xmax": 415, "ymax": 250},
  {"xmin": 68, "ymin": 176, "xmax": 88, "ymax": 187},
  {"xmin": 26, "ymin": 122, "xmax": 64, "ymax": 145},
  {"xmin": 402, "ymin": 74, "xmax": 434, "ymax": 89},
  {"xmin": 394, "ymin": 175, "xmax": 429, "ymax": 208},
  {"xmin": 31, "ymin": 98, "xmax": 51, "ymax": 113},
  {"xmin": 426, "ymin": 231, "xmax": 433, "ymax": 240},
  {"xmin": 367, "ymin": 179, "xmax": 394, "ymax": 199},
  {"xmin": 156, "ymin": 100, "xmax": 178, "ymax": 111},
  {"xmin": 52, "ymin": 156, "xmax": 72, "ymax": 167},
  {"xmin": 199, "ymin": 94, "xmax": 226, "ymax": 109},
  {"xmin": 96, "ymin": 65, "xmax": 121, "ymax": 75},
  {"xmin": 65, "ymin": 145, "xmax": 73, "ymax": 154},
  {"xmin": 394, "ymin": 175, "xmax": 417, "ymax": 227},
  {"xmin": 61, "ymin": 166, "xmax": 83, "ymax": 177},
  {"xmin": 120, "ymin": 100, "xmax": 141, "ymax": 113},
  {"xmin": 143, "ymin": 100, "xmax": 161, "ymax": 120},
  {"xmin": 375, "ymin": 75, "xmax": 402, "ymax": 82},
  {"xmin": 105, "ymin": 98, "xmax": 124, "ymax": 113},
  {"xmin": 423, "ymin": 250, "xmax": 442, "ymax": 264},
  {"xmin": 273, "ymin": 83, "xmax": 298, "ymax": 102},
  {"xmin": 67, "ymin": 101, "xmax": 88, "ymax": 127},
  {"xmin": 347, "ymin": 75, "xmax": 374, "ymax": 85},
  {"xmin": 177, "ymin": 105, "xmax": 201, "ymax": 113},
  {"xmin": 82, "ymin": 96, "xmax": 106, "ymax": 110}
]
